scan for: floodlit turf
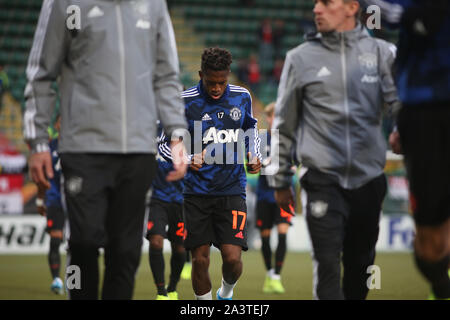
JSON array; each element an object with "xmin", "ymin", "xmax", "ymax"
[{"xmin": 0, "ymin": 251, "xmax": 429, "ymax": 300}]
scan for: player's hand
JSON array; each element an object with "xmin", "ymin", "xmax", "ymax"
[
  {"xmin": 29, "ymin": 151, "xmax": 53, "ymax": 189},
  {"xmin": 389, "ymin": 130, "xmax": 402, "ymax": 155},
  {"xmin": 275, "ymin": 188, "xmax": 295, "ymax": 216},
  {"xmin": 36, "ymin": 200, "xmax": 46, "ymax": 217},
  {"xmin": 36, "ymin": 181, "xmax": 49, "ymax": 216},
  {"xmin": 167, "ymin": 140, "xmax": 188, "ymax": 182},
  {"xmin": 189, "ymin": 149, "xmax": 207, "ymax": 172},
  {"xmin": 246, "ymin": 152, "xmax": 261, "ymax": 174}
]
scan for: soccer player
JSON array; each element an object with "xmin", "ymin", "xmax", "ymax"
[
  {"xmin": 146, "ymin": 127, "xmax": 186, "ymax": 300},
  {"xmin": 256, "ymin": 102, "xmax": 293, "ymax": 294},
  {"xmin": 36, "ymin": 116, "xmax": 65, "ymax": 295},
  {"xmin": 364, "ymin": 0, "xmax": 450, "ymax": 300},
  {"xmin": 269, "ymin": 0, "xmax": 400, "ymax": 299},
  {"xmin": 25, "ymin": 0, "xmax": 187, "ymax": 299},
  {"xmin": 182, "ymin": 47, "xmax": 261, "ymax": 300}
]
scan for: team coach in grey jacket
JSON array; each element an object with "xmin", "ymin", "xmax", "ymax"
[
  {"xmin": 269, "ymin": 0, "xmax": 399, "ymax": 299},
  {"xmin": 24, "ymin": 0, "xmax": 187, "ymax": 299}
]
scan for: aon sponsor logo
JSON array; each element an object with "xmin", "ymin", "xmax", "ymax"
[{"xmin": 203, "ymin": 128, "xmax": 240, "ymax": 144}]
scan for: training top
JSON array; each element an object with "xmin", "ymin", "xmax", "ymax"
[
  {"xmin": 256, "ymin": 131, "xmax": 276, "ymax": 203},
  {"xmin": 151, "ymin": 127, "xmax": 184, "ymax": 204},
  {"xmin": 182, "ymin": 81, "xmax": 261, "ymax": 199}
]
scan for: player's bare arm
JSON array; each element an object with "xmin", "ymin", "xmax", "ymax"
[
  {"xmin": 246, "ymin": 152, "xmax": 262, "ymax": 174},
  {"xmin": 189, "ymin": 148, "xmax": 207, "ymax": 171}
]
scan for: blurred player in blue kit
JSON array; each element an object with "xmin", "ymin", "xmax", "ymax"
[
  {"xmin": 255, "ymin": 102, "xmax": 294, "ymax": 294},
  {"xmin": 363, "ymin": 0, "xmax": 450, "ymax": 300},
  {"xmin": 146, "ymin": 127, "xmax": 186, "ymax": 300},
  {"xmin": 36, "ymin": 116, "xmax": 65, "ymax": 295}
]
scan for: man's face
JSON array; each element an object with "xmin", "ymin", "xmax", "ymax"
[
  {"xmin": 313, "ymin": 0, "xmax": 357, "ymax": 33},
  {"xmin": 199, "ymin": 69, "xmax": 229, "ymax": 100}
]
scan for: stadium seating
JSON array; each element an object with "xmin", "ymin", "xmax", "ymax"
[
  {"xmin": 168, "ymin": 0, "xmax": 315, "ymax": 104},
  {"xmin": 0, "ymin": 0, "xmax": 399, "ymax": 111},
  {"xmin": 169, "ymin": 0, "xmax": 398, "ymax": 105},
  {"xmin": 0, "ymin": 0, "xmax": 42, "ymax": 106}
]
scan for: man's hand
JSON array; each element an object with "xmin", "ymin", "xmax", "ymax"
[
  {"xmin": 29, "ymin": 151, "xmax": 53, "ymax": 189},
  {"xmin": 389, "ymin": 130, "xmax": 402, "ymax": 154},
  {"xmin": 189, "ymin": 148, "xmax": 207, "ymax": 172},
  {"xmin": 166, "ymin": 140, "xmax": 188, "ymax": 182},
  {"xmin": 275, "ymin": 187, "xmax": 295, "ymax": 216},
  {"xmin": 246, "ymin": 152, "xmax": 261, "ymax": 174}
]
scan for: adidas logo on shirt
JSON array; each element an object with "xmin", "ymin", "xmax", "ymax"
[
  {"xmin": 87, "ymin": 6, "xmax": 104, "ymax": 18},
  {"xmin": 136, "ymin": 19, "xmax": 151, "ymax": 29},
  {"xmin": 202, "ymin": 113, "xmax": 212, "ymax": 121},
  {"xmin": 317, "ymin": 66, "xmax": 331, "ymax": 78}
]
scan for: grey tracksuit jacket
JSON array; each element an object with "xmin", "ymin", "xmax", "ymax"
[
  {"xmin": 24, "ymin": 0, "xmax": 187, "ymax": 154},
  {"xmin": 269, "ymin": 24, "xmax": 400, "ymax": 190}
]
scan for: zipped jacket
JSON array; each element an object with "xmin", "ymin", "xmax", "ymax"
[
  {"xmin": 269, "ymin": 24, "xmax": 399, "ymax": 190},
  {"xmin": 24, "ymin": 0, "xmax": 187, "ymax": 154}
]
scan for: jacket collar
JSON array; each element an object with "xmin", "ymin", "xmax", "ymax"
[{"xmin": 306, "ymin": 23, "xmax": 370, "ymax": 50}]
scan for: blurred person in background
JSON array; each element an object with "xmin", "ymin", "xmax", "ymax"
[
  {"xmin": 363, "ymin": 0, "xmax": 450, "ymax": 300},
  {"xmin": 36, "ymin": 116, "xmax": 65, "ymax": 295},
  {"xmin": 24, "ymin": 0, "xmax": 187, "ymax": 300},
  {"xmin": 256, "ymin": 102, "xmax": 294, "ymax": 295},
  {"xmin": 146, "ymin": 126, "xmax": 186, "ymax": 301}
]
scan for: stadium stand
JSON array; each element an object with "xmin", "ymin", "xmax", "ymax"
[
  {"xmin": 167, "ymin": 0, "xmax": 316, "ymax": 105},
  {"xmin": 0, "ymin": 0, "xmax": 41, "ymax": 106},
  {"xmin": 168, "ymin": 0, "xmax": 398, "ymax": 105},
  {"xmin": 0, "ymin": 0, "xmax": 398, "ymax": 143}
]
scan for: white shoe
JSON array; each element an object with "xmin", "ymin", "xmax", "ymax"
[{"xmin": 51, "ymin": 277, "xmax": 64, "ymax": 295}]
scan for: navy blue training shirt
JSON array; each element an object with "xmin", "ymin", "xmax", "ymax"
[{"xmin": 182, "ymin": 81, "xmax": 261, "ymax": 199}]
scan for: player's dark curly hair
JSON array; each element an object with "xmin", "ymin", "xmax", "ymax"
[{"xmin": 201, "ymin": 47, "xmax": 232, "ymax": 73}]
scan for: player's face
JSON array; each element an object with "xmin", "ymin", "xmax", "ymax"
[
  {"xmin": 200, "ymin": 69, "xmax": 229, "ymax": 100},
  {"xmin": 313, "ymin": 0, "xmax": 358, "ymax": 33}
]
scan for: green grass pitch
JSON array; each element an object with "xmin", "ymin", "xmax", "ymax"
[{"xmin": 0, "ymin": 251, "xmax": 429, "ymax": 300}]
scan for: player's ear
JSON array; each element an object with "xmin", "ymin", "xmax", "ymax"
[
  {"xmin": 199, "ymin": 70, "xmax": 203, "ymax": 80},
  {"xmin": 345, "ymin": 0, "xmax": 359, "ymax": 18}
]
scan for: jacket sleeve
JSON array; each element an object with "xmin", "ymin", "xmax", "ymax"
[
  {"xmin": 377, "ymin": 39, "xmax": 401, "ymax": 117},
  {"xmin": 153, "ymin": 0, "xmax": 187, "ymax": 139},
  {"xmin": 23, "ymin": 0, "xmax": 68, "ymax": 153},
  {"xmin": 267, "ymin": 53, "xmax": 302, "ymax": 189}
]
